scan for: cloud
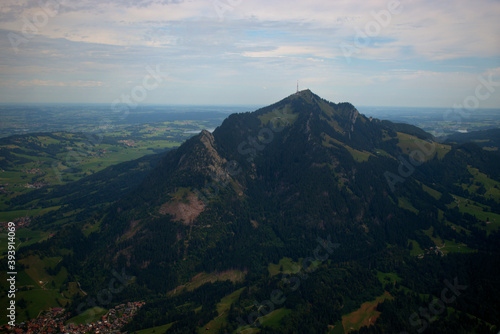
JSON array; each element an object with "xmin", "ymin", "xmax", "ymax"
[
  {"xmin": 0, "ymin": 0, "xmax": 498, "ymax": 106},
  {"xmin": 1, "ymin": 0, "xmax": 498, "ymax": 60},
  {"xmin": 484, "ymin": 67, "xmax": 500, "ymax": 77},
  {"xmin": 241, "ymin": 45, "xmax": 334, "ymax": 60},
  {"xmin": 16, "ymin": 79, "xmax": 105, "ymax": 87}
]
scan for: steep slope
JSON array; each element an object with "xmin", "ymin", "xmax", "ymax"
[
  {"xmin": 23, "ymin": 91, "xmax": 500, "ymax": 333},
  {"xmin": 67, "ymin": 90, "xmax": 450, "ymax": 292},
  {"xmin": 58, "ymin": 90, "xmax": 496, "ymax": 302}
]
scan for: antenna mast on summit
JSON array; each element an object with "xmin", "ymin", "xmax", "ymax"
[{"xmin": 296, "ymin": 81, "xmax": 299, "ymax": 94}]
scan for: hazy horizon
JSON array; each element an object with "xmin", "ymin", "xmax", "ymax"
[
  {"xmin": 0, "ymin": 0, "xmax": 499, "ymax": 108},
  {"xmin": 1, "ymin": 102, "xmax": 499, "ymax": 112}
]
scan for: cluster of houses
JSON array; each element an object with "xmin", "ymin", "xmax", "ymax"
[
  {"xmin": 21, "ymin": 168, "xmax": 43, "ymax": 175},
  {"xmin": 118, "ymin": 140, "xmax": 136, "ymax": 147},
  {"xmin": 1, "ymin": 301, "xmax": 145, "ymax": 334},
  {"xmin": 0, "ymin": 217, "xmax": 31, "ymax": 231},
  {"xmin": 23, "ymin": 181, "xmax": 48, "ymax": 189},
  {"xmin": 417, "ymin": 245, "xmax": 445, "ymax": 259}
]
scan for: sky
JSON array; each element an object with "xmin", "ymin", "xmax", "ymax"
[{"xmin": 0, "ymin": 0, "xmax": 499, "ymax": 108}]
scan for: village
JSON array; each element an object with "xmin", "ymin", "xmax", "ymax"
[
  {"xmin": 23, "ymin": 181, "xmax": 49, "ymax": 189},
  {"xmin": 0, "ymin": 301, "xmax": 145, "ymax": 334},
  {"xmin": 0, "ymin": 217, "xmax": 31, "ymax": 231}
]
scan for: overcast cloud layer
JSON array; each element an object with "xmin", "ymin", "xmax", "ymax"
[{"xmin": 0, "ymin": 0, "xmax": 499, "ymax": 107}]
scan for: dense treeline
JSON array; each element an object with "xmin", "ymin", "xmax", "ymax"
[
  {"xmin": 444, "ymin": 128, "xmax": 500, "ymax": 149},
  {"xmin": 123, "ymin": 281, "xmax": 237, "ymax": 332}
]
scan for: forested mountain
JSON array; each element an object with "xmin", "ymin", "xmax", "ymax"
[{"xmin": 9, "ymin": 90, "xmax": 500, "ymax": 333}]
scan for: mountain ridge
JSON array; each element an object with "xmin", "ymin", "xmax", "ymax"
[
  {"xmin": 3, "ymin": 91, "xmax": 500, "ymax": 333},
  {"xmin": 13, "ymin": 90, "xmax": 499, "ymax": 333},
  {"xmin": 76, "ymin": 90, "xmax": 447, "ymax": 288}
]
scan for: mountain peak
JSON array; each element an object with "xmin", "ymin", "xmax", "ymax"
[
  {"xmin": 297, "ymin": 88, "xmax": 313, "ymax": 95},
  {"xmin": 283, "ymin": 89, "xmax": 343, "ymax": 112},
  {"xmin": 290, "ymin": 88, "xmax": 317, "ymax": 102},
  {"xmin": 200, "ymin": 129, "xmax": 212, "ymax": 136},
  {"xmin": 198, "ymin": 129, "xmax": 214, "ymax": 146}
]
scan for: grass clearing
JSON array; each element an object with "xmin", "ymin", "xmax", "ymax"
[
  {"xmin": 20, "ymin": 255, "xmax": 65, "ymax": 287},
  {"xmin": 448, "ymin": 194, "xmax": 500, "ymax": 234},
  {"xmin": 422, "ymin": 226, "xmax": 443, "ymax": 246},
  {"xmin": 398, "ymin": 197, "xmax": 419, "ymax": 214},
  {"xmin": 408, "ymin": 239, "xmax": 424, "ymax": 256},
  {"xmin": 268, "ymin": 257, "xmax": 303, "ymax": 277},
  {"xmin": 321, "ymin": 134, "xmax": 373, "ymax": 162},
  {"xmin": 169, "ymin": 270, "xmax": 246, "ymax": 295},
  {"xmin": 466, "ymin": 166, "xmax": 500, "ymax": 201},
  {"xmin": 199, "ymin": 288, "xmax": 246, "ymax": 334},
  {"xmin": 421, "ymin": 183, "xmax": 442, "ymax": 200},
  {"xmin": 259, "ymin": 308, "xmax": 292, "ymax": 328},
  {"xmin": 137, "ymin": 322, "xmax": 175, "ymax": 334},
  {"xmin": 396, "ymin": 133, "xmax": 450, "ymax": 161},
  {"xmin": 259, "ymin": 105, "xmax": 298, "ymax": 128},
  {"xmin": 66, "ymin": 306, "xmax": 108, "ymax": 325},
  {"xmin": 2, "ymin": 289, "xmax": 71, "ymax": 324},
  {"xmin": 341, "ymin": 292, "xmax": 393, "ymax": 333},
  {"xmin": 376, "ymin": 271, "xmax": 402, "ymax": 286},
  {"xmin": 441, "ymin": 240, "xmax": 475, "ymax": 254},
  {"xmin": 344, "ymin": 146, "xmax": 373, "ymax": 162},
  {"xmin": 0, "ymin": 228, "xmax": 51, "ymax": 256},
  {"xmin": 218, "ymin": 288, "xmax": 245, "ymax": 314}
]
